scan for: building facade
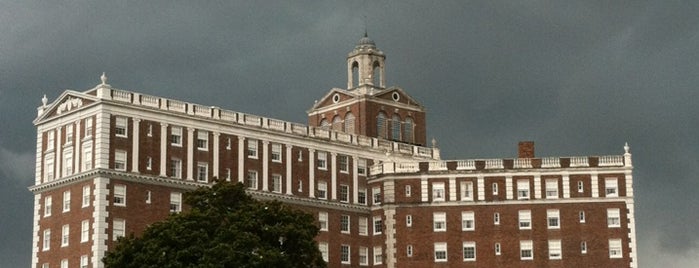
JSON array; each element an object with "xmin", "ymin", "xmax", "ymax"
[{"xmin": 29, "ymin": 36, "xmax": 637, "ymax": 268}]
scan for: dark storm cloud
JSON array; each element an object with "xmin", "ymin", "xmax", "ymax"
[{"xmin": 1, "ymin": 1, "xmax": 697, "ymax": 266}]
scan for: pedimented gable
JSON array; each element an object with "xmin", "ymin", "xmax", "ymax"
[
  {"xmin": 374, "ymin": 87, "xmax": 424, "ymax": 109},
  {"xmin": 308, "ymin": 88, "xmax": 356, "ymax": 111},
  {"xmin": 35, "ymin": 91, "xmax": 98, "ymax": 123}
]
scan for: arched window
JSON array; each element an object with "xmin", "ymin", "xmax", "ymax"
[
  {"xmin": 352, "ymin": 61, "xmax": 359, "ymax": 88},
  {"xmin": 372, "ymin": 61, "xmax": 381, "ymax": 86},
  {"xmin": 319, "ymin": 119, "xmax": 330, "ymax": 129},
  {"xmin": 404, "ymin": 117, "xmax": 414, "ymax": 143},
  {"xmin": 391, "ymin": 114, "xmax": 401, "ymax": 141},
  {"xmin": 377, "ymin": 112, "xmax": 388, "ymax": 139},
  {"xmin": 332, "ymin": 116, "xmax": 343, "ymax": 131},
  {"xmin": 344, "ymin": 113, "xmax": 355, "ymax": 134}
]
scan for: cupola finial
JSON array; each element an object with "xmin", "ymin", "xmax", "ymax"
[
  {"xmin": 100, "ymin": 72, "xmax": 108, "ymax": 85},
  {"xmin": 41, "ymin": 94, "xmax": 48, "ymax": 107}
]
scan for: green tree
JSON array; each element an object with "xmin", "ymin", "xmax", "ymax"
[{"xmin": 103, "ymin": 181, "xmax": 326, "ymax": 268}]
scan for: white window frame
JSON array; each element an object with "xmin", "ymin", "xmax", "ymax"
[
  {"xmin": 581, "ymin": 241, "xmax": 588, "ymax": 254},
  {"xmin": 545, "ymin": 179, "xmax": 559, "ymax": 199},
  {"xmin": 359, "ymin": 246, "xmax": 369, "ymax": 265},
  {"xmin": 339, "ymin": 184, "xmax": 349, "ymax": 203},
  {"xmin": 65, "ymin": 124, "xmax": 74, "ymax": 144},
  {"xmin": 549, "ymin": 240, "xmax": 562, "ymax": 260},
  {"xmin": 80, "ymin": 255, "xmax": 88, "ymax": 268},
  {"xmin": 463, "ymin": 241, "xmax": 476, "ymax": 261},
  {"xmin": 517, "ymin": 179, "xmax": 530, "ymax": 200},
  {"xmin": 113, "ymin": 218, "xmax": 125, "ymax": 241},
  {"xmin": 271, "ymin": 143, "xmax": 282, "ymax": 163},
  {"xmin": 579, "ymin": 211, "xmax": 586, "ymax": 223},
  {"xmin": 272, "ymin": 174, "xmax": 282, "ymax": 193},
  {"xmin": 577, "ymin": 180, "xmax": 584, "ymax": 193},
  {"xmin": 82, "ymin": 141, "xmax": 93, "ymax": 171},
  {"xmin": 432, "ymin": 182, "xmax": 445, "ymax": 202},
  {"xmin": 319, "ymin": 242, "xmax": 329, "ymax": 262},
  {"xmin": 196, "ymin": 162, "xmax": 208, "ymax": 182},
  {"xmin": 373, "ymin": 216, "xmax": 382, "ymax": 235},
  {"xmin": 146, "ymin": 156, "xmax": 152, "ymax": 170},
  {"xmin": 113, "ymin": 184, "xmax": 126, "ymax": 206},
  {"xmin": 81, "ymin": 220, "xmax": 89, "ymax": 243},
  {"xmin": 114, "ymin": 150, "xmax": 127, "ymax": 171},
  {"xmin": 42, "ymin": 229, "xmax": 51, "ymax": 251},
  {"xmin": 61, "ymin": 259, "xmax": 68, "ymax": 268},
  {"xmin": 407, "ymin": 245, "xmax": 413, "ymax": 257},
  {"xmin": 373, "ymin": 246, "xmax": 383, "ymax": 265},
  {"xmin": 170, "ymin": 126, "xmax": 182, "ymax": 146},
  {"xmin": 115, "ymin": 117, "xmax": 128, "ymax": 138},
  {"xmin": 317, "ymin": 181, "xmax": 327, "ymax": 199},
  {"xmin": 460, "ymin": 181, "xmax": 473, "ymax": 201},
  {"xmin": 405, "ymin": 185, "xmax": 411, "ymax": 197},
  {"xmin": 609, "ymin": 239, "xmax": 623, "ymax": 258},
  {"xmin": 63, "ymin": 148, "xmax": 73, "ymax": 176},
  {"xmin": 607, "ymin": 208, "xmax": 621, "ymax": 228},
  {"xmin": 520, "ymin": 240, "xmax": 533, "ymax": 260},
  {"xmin": 372, "ymin": 186, "xmax": 381, "ymax": 205},
  {"xmin": 84, "ymin": 117, "xmax": 93, "ymax": 137},
  {"xmin": 146, "ymin": 190, "xmax": 151, "ymax": 204},
  {"xmin": 358, "ymin": 188, "xmax": 366, "ymax": 205},
  {"xmin": 494, "ymin": 212, "xmax": 500, "ymax": 225},
  {"xmin": 246, "ymin": 170, "xmax": 258, "ymax": 189},
  {"xmin": 495, "ymin": 242, "xmax": 501, "ymax": 255},
  {"xmin": 358, "ymin": 216, "xmax": 368, "ymax": 235},
  {"xmin": 82, "ymin": 185, "xmax": 90, "ymax": 208},
  {"xmin": 61, "ymin": 224, "xmax": 69, "ymax": 247},
  {"xmin": 338, "ymin": 154, "xmax": 349, "ymax": 173},
  {"xmin": 492, "ymin": 182, "xmax": 499, "ymax": 195},
  {"xmin": 44, "ymin": 196, "xmax": 52, "ymax": 217},
  {"xmin": 247, "ymin": 139, "xmax": 258, "ymax": 159},
  {"xmin": 170, "ymin": 192, "xmax": 182, "ymax": 213},
  {"xmin": 605, "ymin": 178, "xmax": 619, "ymax": 197},
  {"xmin": 170, "ymin": 158, "xmax": 182, "ymax": 178},
  {"xmin": 47, "ymin": 130, "xmax": 55, "ymax": 151},
  {"xmin": 196, "ymin": 130, "xmax": 208, "ymax": 151},
  {"xmin": 434, "ymin": 242, "xmax": 448, "ymax": 262},
  {"xmin": 341, "ymin": 215, "xmax": 350, "ymax": 233},
  {"xmin": 519, "ymin": 210, "xmax": 531, "ymax": 230},
  {"xmin": 318, "ymin": 212, "xmax": 328, "ymax": 231},
  {"xmin": 45, "ymin": 154, "xmax": 55, "ymax": 181},
  {"xmin": 406, "ymin": 215, "xmax": 412, "ymax": 227},
  {"xmin": 340, "ymin": 244, "xmax": 350, "ymax": 264},
  {"xmin": 462, "ymin": 211, "xmax": 475, "ymax": 231},
  {"xmin": 62, "ymin": 190, "xmax": 71, "ymax": 212},
  {"xmin": 547, "ymin": 209, "xmax": 560, "ymax": 229},
  {"xmin": 317, "ymin": 151, "xmax": 327, "ymax": 169},
  {"xmin": 433, "ymin": 212, "xmax": 447, "ymax": 232},
  {"xmin": 357, "ymin": 159, "xmax": 367, "ymax": 176}
]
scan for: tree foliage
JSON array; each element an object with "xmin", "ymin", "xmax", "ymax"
[{"xmin": 103, "ymin": 181, "xmax": 326, "ymax": 268}]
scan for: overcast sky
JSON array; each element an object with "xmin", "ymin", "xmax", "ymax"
[{"xmin": 1, "ymin": 1, "xmax": 698, "ymax": 266}]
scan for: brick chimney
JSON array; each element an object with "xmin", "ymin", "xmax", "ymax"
[{"xmin": 518, "ymin": 141, "xmax": 535, "ymax": 158}]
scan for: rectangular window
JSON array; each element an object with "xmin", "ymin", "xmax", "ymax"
[
  {"xmin": 170, "ymin": 158, "xmax": 182, "ymax": 178},
  {"xmin": 463, "ymin": 241, "xmax": 476, "ymax": 261},
  {"xmin": 226, "ymin": 168, "xmax": 232, "ymax": 181},
  {"xmin": 47, "ymin": 130, "xmax": 55, "ymax": 151},
  {"xmin": 113, "ymin": 219, "xmax": 125, "ymax": 241},
  {"xmin": 580, "ymin": 211, "xmax": 586, "ymax": 223},
  {"xmin": 146, "ymin": 190, "xmax": 151, "ymax": 204},
  {"xmin": 581, "ymin": 241, "xmax": 588, "ymax": 254},
  {"xmin": 247, "ymin": 139, "xmax": 258, "ymax": 158},
  {"xmin": 61, "ymin": 259, "xmax": 68, "ymax": 268},
  {"xmin": 246, "ymin": 170, "xmax": 258, "ymax": 189},
  {"xmin": 545, "ymin": 179, "xmax": 559, "ymax": 199},
  {"xmin": 407, "ymin": 245, "xmax": 413, "ymax": 257},
  {"xmin": 517, "ymin": 180, "xmax": 530, "ymax": 200},
  {"xmin": 147, "ymin": 124, "xmax": 153, "ymax": 137},
  {"xmin": 405, "ymin": 185, "xmax": 411, "ymax": 197},
  {"xmin": 432, "ymin": 182, "xmax": 445, "ymax": 202},
  {"xmin": 605, "ymin": 178, "xmax": 619, "ymax": 197},
  {"xmin": 338, "ymin": 155, "xmax": 349, "ymax": 173},
  {"xmin": 341, "ymin": 215, "xmax": 350, "ymax": 233},
  {"xmin": 341, "ymin": 245, "xmax": 350, "ymax": 264},
  {"xmin": 66, "ymin": 124, "xmax": 74, "ymax": 143},
  {"xmin": 80, "ymin": 255, "xmax": 88, "ymax": 268},
  {"xmin": 62, "ymin": 191, "xmax": 71, "ymax": 212},
  {"xmin": 578, "ymin": 181, "xmax": 584, "ymax": 193},
  {"xmin": 81, "ymin": 220, "xmax": 89, "ymax": 243},
  {"xmin": 433, "ymin": 212, "xmax": 447, "ymax": 232},
  {"xmin": 42, "ymin": 229, "xmax": 51, "ymax": 251},
  {"xmin": 373, "ymin": 216, "xmax": 382, "ymax": 235},
  {"xmin": 549, "ymin": 240, "xmax": 562, "ymax": 260},
  {"xmin": 495, "ymin": 243, "xmax": 501, "ymax": 255},
  {"xmin": 61, "ymin": 224, "xmax": 69, "ymax": 247},
  {"xmin": 170, "ymin": 192, "xmax": 182, "ymax": 213},
  {"xmin": 115, "ymin": 117, "xmax": 128, "ymax": 137},
  {"xmin": 45, "ymin": 155, "xmax": 55, "ymax": 181},
  {"xmin": 170, "ymin": 126, "xmax": 182, "ymax": 146},
  {"xmin": 519, "ymin": 210, "xmax": 531, "ymax": 229},
  {"xmin": 359, "ymin": 246, "xmax": 369, "ymax": 265},
  {"xmin": 607, "ymin": 208, "xmax": 621, "ymax": 227},
  {"xmin": 318, "ymin": 212, "xmax": 328, "ymax": 231},
  {"xmin": 82, "ymin": 185, "xmax": 91, "ymax": 208},
  {"xmin": 114, "ymin": 150, "xmax": 127, "ymax": 171},
  {"xmin": 339, "ymin": 185, "xmax": 349, "ymax": 203},
  {"xmin": 63, "ymin": 148, "xmax": 73, "ymax": 176},
  {"xmin": 462, "ymin": 211, "xmax": 475, "ymax": 231},
  {"xmin": 358, "ymin": 188, "xmax": 367, "ymax": 205},
  {"xmin": 42, "ymin": 263, "xmax": 48, "ymax": 268},
  {"xmin": 492, "ymin": 182, "xmax": 499, "ymax": 195},
  {"xmin": 373, "ymin": 246, "xmax": 383, "ymax": 265},
  {"xmin": 319, "ymin": 242, "xmax": 328, "ymax": 262},
  {"xmin": 82, "ymin": 141, "xmax": 93, "ymax": 171},
  {"xmin": 494, "ymin": 212, "xmax": 500, "ymax": 225},
  {"xmin": 609, "ymin": 239, "xmax": 623, "ymax": 258},
  {"xmin": 272, "ymin": 174, "xmax": 282, "ymax": 193},
  {"xmin": 357, "ymin": 159, "xmax": 367, "ymax": 176},
  {"xmin": 146, "ymin": 157, "xmax": 152, "ymax": 170},
  {"xmin": 547, "ymin": 209, "xmax": 560, "ymax": 229},
  {"xmin": 434, "ymin": 242, "xmax": 448, "ymax": 262},
  {"xmin": 85, "ymin": 117, "xmax": 93, "ymax": 137},
  {"xmin": 271, "ymin": 143, "xmax": 282, "ymax": 162},
  {"xmin": 520, "ymin": 240, "xmax": 533, "ymax": 260},
  {"xmin": 197, "ymin": 162, "xmax": 208, "ymax": 182},
  {"xmin": 113, "ymin": 184, "xmax": 126, "ymax": 206},
  {"xmin": 406, "ymin": 215, "xmax": 412, "ymax": 227},
  {"xmin": 196, "ymin": 130, "xmax": 208, "ymax": 150},
  {"xmin": 317, "ymin": 181, "xmax": 327, "ymax": 199},
  {"xmin": 44, "ymin": 196, "xmax": 52, "ymax": 217},
  {"xmin": 372, "ymin": 187, "xmax": 381, "ymax": 205},
  {"xmin": 460, "ymin": 181, "xmax": 473, "ymax": 201},
  {"xmin": 317, "ymin": 151, "xmax": 327, "ymax": 169},
  {"xmin": 358, "ymin": 217, "xmax": 368, "ymax": 235}
]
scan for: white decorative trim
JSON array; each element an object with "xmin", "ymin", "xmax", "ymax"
[
  {"xmin": 448, "ymin": 176, "xmax": 456, "ymax": 201},
  {"xmin": 562, "ymin": 174, "xmax": 570, "ymax": 198},
  {"xmin": 383, "ymin": 207, "xmax": 397, "ymax": 268},
  {"xmin": 92, "ymin": 177, "xmax": 109, "ymax": 268},
  {"xmin": 286, "ymin": 145, "xmax": 293, "ymax": 195},
  {"xmin": 31, "ymin": 193, "xmax": 41, "ymax": 268},
  {"xmin": 213, "ymin": 132, "xmax": 220, "ymax": 179},
  {"xmin": 477, "ymin": 176, "xmax": 485, "ymax": 201},
  {"xmin": 591, "ymin": 173, "xmax": 599, "ymax": 198},
  {"xmin": 262, "ymin": 141, "xmax": 269, "ymax": 191},
  {"xmin": 131, "ymin": 118, "xmax": 140, "ymax": 173},
  {"xmin": 159, "ymin": 123, "xmax": 168, "ymax": 176},
  {"xmin": 627, "ymin": 201, "xmax": 638, "ymax": 268},
  {"xmin": 505, "ymin": 176, "xmax": 513, "ymax": 200},
  {"xmin": 186, "ymin": 128, "xmax": 194, "ymax": 180},
  {"xmin": 94, "ymin": 112, "xmax": 110, "ymax": 170},
  {"xmin": 421, "ymin": 176, "xmax": 428, "ymax": 202},
  {"xmin": 237, "ymin": 137, "xmax": 245, "ymax": 183},
  {"xmin": 331, "ymin": 153, "xmax": 337, "ymax": 200},
  {"xmin": 308, "ymin": 149, "xmax": 315, "ymax": 198},
  {"xmin": 534, "ymin": 175, "xmax": 541, "ymax": 199}
]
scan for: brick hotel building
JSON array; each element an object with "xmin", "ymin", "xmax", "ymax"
[{"xmin": 29, "ymin": 35, "xmax": 637, "ymax": 267}]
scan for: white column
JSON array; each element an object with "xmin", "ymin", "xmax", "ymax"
[
  {"xmin": 56, "ymin": 127, "xmax": 62, "ymax": 178},
  {"xmin": 448, "ymin": 176, "xmax": 456, "ymax": 201},
  {"xmin": 534, "ymin": 175, "xmax": 541, "ymax": 199},
  {"xmin": 262, "ymin": 141, "xmax": 269, "ymax": 191},
  {"xmin": 562, "ymin": 174, "xmax": 570, "ymax": 198},
  {"xmin": 286, "ymin": 145, "xmax": 293, "ymax": 195},
  {"xmin": 591, "ymin": 173, "xmax": 599, "ymax": 198},
  {"xmin": 92, "ymin": 177, "xmax": 110, "ymax": 268},
  {"xmin": 308, "ymin": 149, "xmax": 315, "ymax": 198},
  {"xmin": 238, "ymin": 137, "xmax": 245, "ymax": 183},
  {"xmin": 331, "ymin": 153, "xmax": 337, "ymax": 200},
  {"xmin": 477, "ymin": 176, "xmax": 485, "ymax": 201},
  {"xmin": 159, "ymin": 123, "xmax": 168, "ymax": 176},
  {"xmin": 30, "ymin": 193, "xmax": 41, "ymax": 268},
  {"xmin": 352, "ymin": 156, "xmax": 359, "ymax": 203},
  {"xmin": 213, "ymin": 132, "xmax": 220, "ymax": 179},
  {"xmin": 75, "ymin": 120, "xmax": 81, "ymax": 173},
  {"xmin": 186, "ymin": 128, "xmax": 194, "ymax": 180},
  {"xmin": 131, "ymin": 118, "xmax": 140, "ymax": 173},
  {"xmin": 505, "ymin": 176, "xmax": 513, "ymax": 200},
  {"xmin": 34, "ymin": 128, "xmax": 43, "ymax": 185}
]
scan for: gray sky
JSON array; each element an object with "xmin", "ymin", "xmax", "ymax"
[{"xmin": 1, "ymin": 1, "xmax": 698, "ymax": 266}]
